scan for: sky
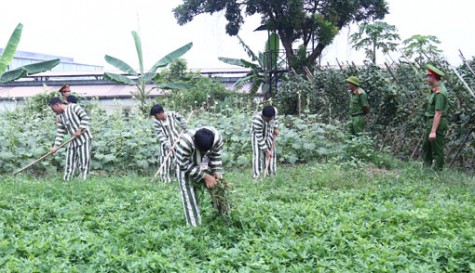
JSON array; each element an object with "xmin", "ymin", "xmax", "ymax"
[{"xmin": 1, "ymin": 0, "xmax": 474, "ymax": 70}]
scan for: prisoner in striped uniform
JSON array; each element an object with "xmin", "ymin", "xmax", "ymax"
[
  {"xmin": 175, "ymin": 127, "xmax": 224, "ymax": 226},
  {"xmin": 251, "ymin": 106, "xmax": 279, "ymax": 179},
  {"xmin": 150, "ymin": 104, "xmax": 188, "ymax": 183},
  {"xmin": 49, "ymin": 97, "xmax": 93, "ymax": 181}
]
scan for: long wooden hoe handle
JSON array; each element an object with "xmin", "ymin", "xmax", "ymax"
[
  {"xmin": 152, "ymin": 111, "xmax": 194, "ymax": 182},
  {"xmin": 12, "ymin": 135, "xmax": 79, "ymax": 176}
]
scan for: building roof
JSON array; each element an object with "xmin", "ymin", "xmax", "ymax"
[{"xmin": 0, "ymin": 84, "xmax": 166, "ymax": 100}]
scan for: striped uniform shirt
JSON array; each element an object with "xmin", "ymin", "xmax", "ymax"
[
  {"xmin": 152, "ymin": 111, "xmax": 187, "ymax": 151},
  {"xmin": 176, "ymin": 127, "xmax": 224, "ymax": 182},
  {"xmin": 54, "ymin": 104, "xmax": 92, "ymax": 148},
  {"xmin": 251, "ymin": 107, "xmax": 279, "ymax": 151}
]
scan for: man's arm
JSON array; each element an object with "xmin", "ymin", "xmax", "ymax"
[
  {"xmin": 153, "ymin": 120, "xmax": 171, "ymax": 150},
  {"xmin": 252, "ymin": 116, "xmax": 271, "ymax": 151},
  {"xmin": 73, "ymin": 104, "xmax": 90, "ymax": 132},
  {"xmin": 174, "ymin": 112, "xmax": 188, "ymax": 130},
  {"xmin": 51, "ymin": 118, "xmax": 66, "ymax": 154},
  {"xmin": 208, "ymin": 134, "xmax": 224, "ymax": 175},
  {"xmin": 429, "ymin": 110, "xmax": 442, "ymax": 141},
  {"xmin": 360, "ymin": 93, "xmax": 369, "ymax": 114}
]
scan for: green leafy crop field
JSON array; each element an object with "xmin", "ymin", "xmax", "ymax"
[{"xmin": 0, "ymin": 162, "xmax": 474, "ymax": 272}]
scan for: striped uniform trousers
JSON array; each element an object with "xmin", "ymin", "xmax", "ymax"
[
  {"xmin": 175, "ymin": 127, "xmax": 224, "ymax": 226},
  {"xmin": 251, "ymin": 110, "xmax": 278, "ymax": 179},
  {"xmin": 153, "ymin": 111, "xmax": 187, "ymax": 183},
  {"xmin": 54, "ymin": 104, "xmax": 93, "ymax": 181}
]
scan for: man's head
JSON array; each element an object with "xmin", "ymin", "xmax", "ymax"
[
  {"xmin": 150, "ymin": 104, "xmax": 166, "ymax": 120},
  {"xmin": 66, "ymin": 95, "xmax": 77, "ymax": 104},
  {"xmin": 426, "ymin": 64, "xmax": 444, "ymax": 87},
  {"xmin": 59, "ymin": 85, "xmax": 71, "ymax": 98},
  {"xmin": 346, "ymin": 76, "xmax": 360, "ymax": 90},
  {"xmin": 194, "ymin": 128, "xmax": 215, "ymax": 153},
  {"xmin": 262, "ymin": 106, "xmax": 276, "ymax": 122},
  {"xmin": 49, "ymin": 97, "xmax": 65, "ymax": 114}
]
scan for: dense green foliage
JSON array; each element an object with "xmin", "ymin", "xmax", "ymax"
[
  {"xmin": 276, "ymin": 60, "xmax": 475, "ymax": 171},
  {"xmin": 1, "ymin": 97, "xmax": 388, "ymax": 175},
  {"xmin": 1, "ymin": 163, "xmax": 474, "ymax": 271}
]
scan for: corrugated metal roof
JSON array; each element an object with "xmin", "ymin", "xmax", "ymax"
[{"xmin": 0, "ymin": 84, "xmax": 166, "ymax": 100}]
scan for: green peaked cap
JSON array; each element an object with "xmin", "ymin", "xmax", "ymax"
[
  {"xmin": 426, "ymin": 64, "xmax": 445, "ymax": 77},
  {"xmin": 346, "ymin": 76, "xmax": 360, "ymax": 86}
]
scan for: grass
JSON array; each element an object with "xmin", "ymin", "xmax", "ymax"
[{"xmin": 0, "ymin": 161, "xmax": 474, "ymax": 272}]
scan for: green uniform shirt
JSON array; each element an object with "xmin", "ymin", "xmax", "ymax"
[
  {"xmin": 350, "ymin": 88, "xmax": 369, "ymax": 116},
  {"xmin": 425, "ymin": 82, "xmax": 448, "ymax": 117}
]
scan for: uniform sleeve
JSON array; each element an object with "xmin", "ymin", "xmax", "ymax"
[
  {"xmin": 273, "ymin": 107, "xmax": 279, "ymax": 127},
  {"xmin": 174, "ymin": 112, "xmax": 188, "ymax": 130},
  {"xmin": 434, "ymin": 93, "xmax": 447, "ymax": 112},
  {"xmin": 176, "ymin": 134, "xmax": 204, "ymax": 181},
  {"xmin": 359, "ymin": 93, "xmax": 369, "ymax": 108},
  {"xmin": 208, "ymin": 133, "xmax": 224, "ymax": 174},
  {"xmin": 54, "ymin": 117, "xmax": 66, "ymax": 146},
  {"xmin": 73, "ymin": 104, "xmax": 90, "ymax": 130},
  {"xmin": 251, "ymin": 116, "xmax": 270, "ymax": 152},
  {"xmin": 153, "ymin": 120, "xmax": 171, "ymax": 149}
]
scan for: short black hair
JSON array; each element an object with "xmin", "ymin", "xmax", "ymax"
[
  {"xmin": 66, "ymin": 95, "xmax": 77, "ymax": 103},
  {"xmin": 49, "ymin": 97, "xmax": 62, "ymax": 106},
  {"xmin": 150, "ymin": 104, "xmax": 164, "ymax": 116},
  {"xmin": 194, "ymin": 128, "xmax": 215, "ymax": 152},
  {"xmin": 262, "ymin": 106, "xmax": 276, "ymax": 117}
]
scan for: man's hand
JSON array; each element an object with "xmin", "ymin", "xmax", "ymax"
[
  {"xmin": 266, "ymin": 150, "xmax": 273, "ymax": 159},
  {"xmin": 273, "ymin": 128, "xmax": 279, "ymax": 136},
  {"xmin": 50, "ymin": 146, "xmax": 59, "ymax": 155},
  {"xmin": 429, "ymin": 132, "xmax": 437, "ymax": 141},
  {"xmin": 203, "ymin": 173, "xmax": 217, "ymax": 189},
  {"xmin": 213, "ymin": 172, "xmax": 223, "ymax": 180},
  {"xmin": 74, "ymin": 129, "xmax": 83, "ymax": 137}
]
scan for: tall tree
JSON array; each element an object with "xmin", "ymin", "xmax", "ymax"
[
  {"xmin": 402, "ymin": 34, "xmax": 442, "ymax": 66},
  {"xmin": 174, "ymin": 0, "xmax": 389, "ymax": 71},
  {"xmin": 350, "ymin": 21, "xmax": 400, "ymax": 64}
]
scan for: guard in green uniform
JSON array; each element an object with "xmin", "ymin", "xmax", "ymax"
[
  {"xmin": 422, "ymin": 64, "xmax": 449, "ymax": 170},
  {"xmin": 346, "ymin": 76, "xmax": 369, "ymax": 135}
]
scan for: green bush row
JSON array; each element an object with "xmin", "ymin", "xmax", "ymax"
[{"xmin": 0, "ymin": 102, "xmax": 386, "ymax": 175}]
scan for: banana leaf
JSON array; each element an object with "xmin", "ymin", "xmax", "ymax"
[
  {"xmin": 104, "ymin": 72, "xmax": 136, "ymax": 85},
  {"xmin": 141, "ymin": 72, "xmax": 159, "ymax": 83},
  {"xmin": 149, "ymin": 42, "xmax": 193, "ymax": 73},
  {"xmin": 104, "ymin": 55, "xmax": 136, "ymax": 74},
  {"xmin": 0, "ymin": 68, "xmax": 26, "ymax": 83},
  {"xmin": 22, "ymin": 59, "xmax": 60, "ymax": 74},
  {"xmin": 237, "ymin": 35, "xmax": 258, "ymax": 62},
  {"xmin": 0, "ymin": 23, "xmax": 23, "ymax": 73},
  {"xmin": 240, "ymin": 59, "xmax": 259, "ymax": 69},
  {"xmin": 233, "ymin": 74, "xmax": 253, "ymax": 89},
  {"xmin": 218, "ymin": 57, "xmax": 247, "ymax": 68},
  {"xmin": 265, "ymin": 32, "xmax": 280, "ymax": 70},
  {"xmin": 132, "ymin": 31, "xmax": 144, "ymax": 74}
]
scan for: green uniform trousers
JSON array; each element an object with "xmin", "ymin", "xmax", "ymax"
[
  {"xmin": 422, "ymin": 118, "xmax": 448, "ymax": 170},
  {"xmin": 349, "ymin": 115, "xmax": 365, "ymax": 136}
]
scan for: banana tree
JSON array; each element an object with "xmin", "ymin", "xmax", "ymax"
[
  {"xmin": 218, "ymin": 32, "xmax": 284, "ymax": 97},
  {"xmin": 0, "ymin": 23, "xmax": 60, "ymax": 83},
  {"xmin": 104, "ymin": 31, "xmax": 192, "ymax": 114}
]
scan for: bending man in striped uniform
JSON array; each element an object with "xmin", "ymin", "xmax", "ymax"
[
  {"xmin": 251, "ymin": 105, "xmax": 279, "ymax": 179},
  {"xmin": 176, "ymin": 127, "xmax": 224, "ymax": 226},
  {"xmin": 150, "ymin": 104, "xmax": 188, "ymax": 183},
  {"xmin": 49, "ymin": 97, "xmax": 93, "ymax": 181}
]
